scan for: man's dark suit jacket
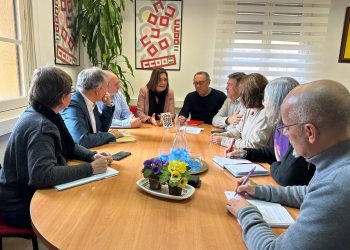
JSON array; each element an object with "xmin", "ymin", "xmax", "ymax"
[{"xmin": 61, "ymin": 91, "xmax": 115, "ymax": 148}]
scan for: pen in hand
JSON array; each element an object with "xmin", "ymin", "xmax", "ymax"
[
  {"xmin": 225, "ymin": 139, "xmax": 235, "ymax": 155},
  {"xmin": 234, "ymin": 166, "xmax": 256, "ymax": 197}
]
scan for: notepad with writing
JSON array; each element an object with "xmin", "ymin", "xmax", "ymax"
[
  {"xmin": 54, "ymin": 167, "xmax": 119, "ymax": 191},
  {"xmin": 212, "ymin": 157, "xmax": 269, "ymax": 177},
  {"xmin": 225, "ymin": 191, "xmax": 294, "ymax": 228}
]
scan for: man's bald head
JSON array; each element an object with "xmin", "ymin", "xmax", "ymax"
[
  {"xmin": 104, "ymin": 71, "xmax": 120, "ymax": 94},
  {"xmin": 282, "ymin": 80, "xmax": 350, "ymax": 134}
]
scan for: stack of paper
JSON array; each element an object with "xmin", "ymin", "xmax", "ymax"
[
  {"xmin": 212, "ymin": 157, "xmax": 269, "ymax": 177},
  {"xmin": 225, "ymin": 191, "xmax": 294, "ymax": 228},
  {"xmin": 179, "ymin": 126, "xmax": 204, "ymax": 134},
  {"xmin": 54, "ymin": 167, "xmax": 119, "ymax": 191}
]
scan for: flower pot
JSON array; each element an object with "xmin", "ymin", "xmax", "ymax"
[
  {"xmin": 149, "ymin": 177, "xmax": 161, "ymax": 190},
  {"xmin": 168, "ymin": 185, "xmax": 182, "ymax": 196}
]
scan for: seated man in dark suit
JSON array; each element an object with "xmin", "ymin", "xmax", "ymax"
[
  {"xmin": 178, "ymin": 71, "xmax": 226, "ymax": 124},
  {"xmin": 61, "ymin": 67, "xmax": 117, "ymax": 148}
]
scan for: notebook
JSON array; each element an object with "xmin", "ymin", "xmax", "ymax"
[
  {"xmin": 212, "ymin": 157, "xmax": 269, "ymax": 177},
  {"xmin": 225, "ymin": 191, "xmax": 294, "ymax": 228},
  {"xmin": 115, "ymin": 135, "xmax": 136, "ymax": 143},
  {"xmin": 212, "ymin": 157, "xmax": 252, "ymax": 168},
  {"xmin": 54, "ymin": 167, "xmax": 119, "ymax": 191}
]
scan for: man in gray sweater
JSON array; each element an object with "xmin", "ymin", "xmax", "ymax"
[{"xmin": 226, "ymin": 80, "xmax": 350, "ymax": 249}]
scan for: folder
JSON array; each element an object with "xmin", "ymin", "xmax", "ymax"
[
  {"xmin": 187, "ymin": 119, "xmax": 204, "ymax": 126},
  {"xmin": 212, "ymin": 157, "xmax": 269, "ymax": 177},
  {"xmin": 54, "ymin": 167, "xmax": 119, "ymax": 191}
]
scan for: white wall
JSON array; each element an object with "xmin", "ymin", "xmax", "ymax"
[
  {"xmin": 1, "ymin": 0, "xmax": 350, "ymax": 163},
  {"xmin": 321, "ymin": 0, "xmax": 350, "ymax": 89},
  {"xmin": 122, "ymin": 0, "xmax": 219, "ymax": 106},
  {"xmin": 122, "ymin": 0, "xmax": 350, "ymax": 98},
  {"xmin": 32, "ymin": 0, "xmax": 91, "ymax": 82}
]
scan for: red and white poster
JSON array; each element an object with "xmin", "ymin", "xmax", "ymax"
[
  {"xmin": 53, "ymin": 0, "xmax": 80, "ymax": 66},
  {"xmin": 135, "ymin": 0, "xmax": 183, "ymax": 70}
]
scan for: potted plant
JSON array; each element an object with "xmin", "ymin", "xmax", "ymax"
[
  {"xmin": 73, "ymin": 0, "xmax": 134, "ymax": 103},
  {"xmin": 142, "ymin": 158, "xmax": 168, "ymax": 190},
  {"xmin": 160, "ymin": 160, "xmax": 191, "ymax": 196}
]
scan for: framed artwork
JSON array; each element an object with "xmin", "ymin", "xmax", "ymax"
[
  {"xmin": 339, "ymin": 7, "xmax": 350, "ymax": 63},
  {"xmin": 135, "ymin": 0, "xmax": 183, "ymax": 70},
  {"xmin": 52, "ymin": 0, "xmax": 80, "ymax": 66}
]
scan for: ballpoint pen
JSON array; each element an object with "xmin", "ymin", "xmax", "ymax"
[
  {"xmin": 234, "ymin": 166, "xmax": 256, "ymax": 197},
  {"xmin": 225, "ymin": 139, "xmax": 236, "ymax": 155}
]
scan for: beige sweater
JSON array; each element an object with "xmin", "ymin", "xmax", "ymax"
[{"xmin": 220, "ymin": 108, "xmax": 273, "ymax": 149}]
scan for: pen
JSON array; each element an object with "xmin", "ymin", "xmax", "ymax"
[
  {"xmin": 234, "ymin": 166, "xmax": 256, "ymax": 197},
  {"xmin": 225, "ymin": 139, "xmax": 235, "ymax": 154}
]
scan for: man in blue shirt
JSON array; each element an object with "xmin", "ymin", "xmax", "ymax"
[{"xmin": 97, "ymin": 71, "xmax": 141, "ymax": 128}]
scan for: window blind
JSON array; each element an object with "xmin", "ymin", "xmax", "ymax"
[{"xmin": 212, "ymin": 0, "xmax": 330, "ymax": 89}]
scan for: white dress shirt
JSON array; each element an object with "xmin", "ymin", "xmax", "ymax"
[{"xmin": 80, "ymin": 92, "xmax": 97, "ymax": 133}]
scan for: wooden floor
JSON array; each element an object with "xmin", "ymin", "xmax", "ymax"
[{"xmin": 2, "ymin": 237, "xmax": 47, "ymax": 250}]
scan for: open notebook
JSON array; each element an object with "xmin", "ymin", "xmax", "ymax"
[
  {"xmin": 54, "ymin": 167, "xmax": 119, "ymax": 191},
  {"xmin": 225, "ymin": 191, "xmax": 295, "ymax": 228},
  {"xmin": 212, "ymin": 157, "xmax": 269, "ymax": 177}
]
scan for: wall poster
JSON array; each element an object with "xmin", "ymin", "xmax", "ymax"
[
  {"xmin": 53, "ymin": 0, "xmax": 80, "ymax": 66},
  {"xmin": 135, "ymin": 0, "xmax": 183, "ymax": 70}
]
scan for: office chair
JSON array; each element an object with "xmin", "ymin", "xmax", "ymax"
[{"xmin": 0, "ymin": 215, "xmax": 39, "ymax": 250}]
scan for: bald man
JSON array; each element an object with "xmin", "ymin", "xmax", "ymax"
[
  {"xmin": 97, "ymin": 71, "xmax": 141, "ymax": 128},
  {"xmin": 225, "ymin": 80, "xmax": 350, "ymax": 249}
]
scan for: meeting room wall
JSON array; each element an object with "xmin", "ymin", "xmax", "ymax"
[
  {"xmin": 122, "ymin": 0, "xmax": 219, "ymax": 107},
  {"xmin": 121, "ymin": 0, "xmax": 350, "ymax": 107},
  {"xmin": 321, "ymin": 0, "xmax": 350, "ymax": 87},
  {"xmin": 28, "ymin": 0, "xmax": 350, "ymax": 106},
  {"xmin": 1, "ymin": 0, "xmax": 350, "ymax": 164}
]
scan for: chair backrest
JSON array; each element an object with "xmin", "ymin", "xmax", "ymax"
[
  {"xmin": 129, "ymin": 106, "xmax": 137, "ymax": 116},
  {"xmin": 0, "ymin": 215, "xmax": 38, "ymax": 250}
]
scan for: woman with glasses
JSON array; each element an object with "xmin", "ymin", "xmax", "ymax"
[
  {"xmin": 211, "ymin": 73, "xmax": 274, "ymax": 149},
  {"xmin": 0, "ymin": 66, "xmax": 112, "ymax": 228},
  {"xmin": 136, "ymin": 68, "xmax": 175, "ymax": 126},
  {"xmin": 226, "ymin": 77, "xmax": 315, "ymax": 186}
]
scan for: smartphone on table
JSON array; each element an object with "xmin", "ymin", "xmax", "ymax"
[{"xmin": 112, "ymin": 151, "xmax": 132, "ymax": 161}]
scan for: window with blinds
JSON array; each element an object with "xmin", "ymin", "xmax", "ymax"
[{"xmin": 212, "ymin": 0, "xmax": 331, "ymax": 88}]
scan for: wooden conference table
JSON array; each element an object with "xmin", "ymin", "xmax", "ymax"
[{"xmin": 30, "ymin": 124, "xmax": 299, "ymax": 250}]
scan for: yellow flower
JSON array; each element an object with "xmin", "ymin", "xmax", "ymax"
[
  {"xmin": 168, "ymin": 160, "xmax": 187, "ymax": 173},
  {"xmin": 178, "ymin": 178, "xmax": 188, "ymax": 188},
  {"xmin": 170, "ymin": 170, "xmax": 181, "ymax": 182}
]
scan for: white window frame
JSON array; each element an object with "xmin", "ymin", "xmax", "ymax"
[
  {"xmin": 0, "ymin": 1, "xmax": 33, "ymax": 135},
  {"xmin": 212, "ymin": 0, "xmax": 331, "ymax": 90}
]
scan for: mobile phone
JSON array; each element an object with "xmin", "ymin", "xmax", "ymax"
[
  {"xmin": 112, "ymin": 151, "xmax": 132, "ymax": 161},
  {"xmin": 210, "ymin": 129, "xmax": 226, "ymax": 134}
]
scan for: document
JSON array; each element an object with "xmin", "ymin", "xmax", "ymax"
[
  {"xmin": 115, "ymin": 135, "xmax": 136, "ymax": 143},
  {"xmin": 225, "ymin": 191, "xmax": 295, "ymax": 228},
  {"xmin": 212, "ymin": 157, "xmax": 252, "ymax": 168},
  {"xmin": 54, "ymin": 167, "xmax": 119, "ymax": 191},
  {"xmin": 212, "ymin": 157, "xmax": 269, "ymax": 177},
  {"xmin": 179, "ymin": 126, "xmax": 204, "ymax": 134}
]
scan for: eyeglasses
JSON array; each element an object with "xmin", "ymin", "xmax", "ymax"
[
  {"xmin": 276, "ymin": 122, "xmax": 308, "ymax": 134},
  {"xmin": 193, "ymin": 81, "xmax": 207, "ymax": 86}
]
